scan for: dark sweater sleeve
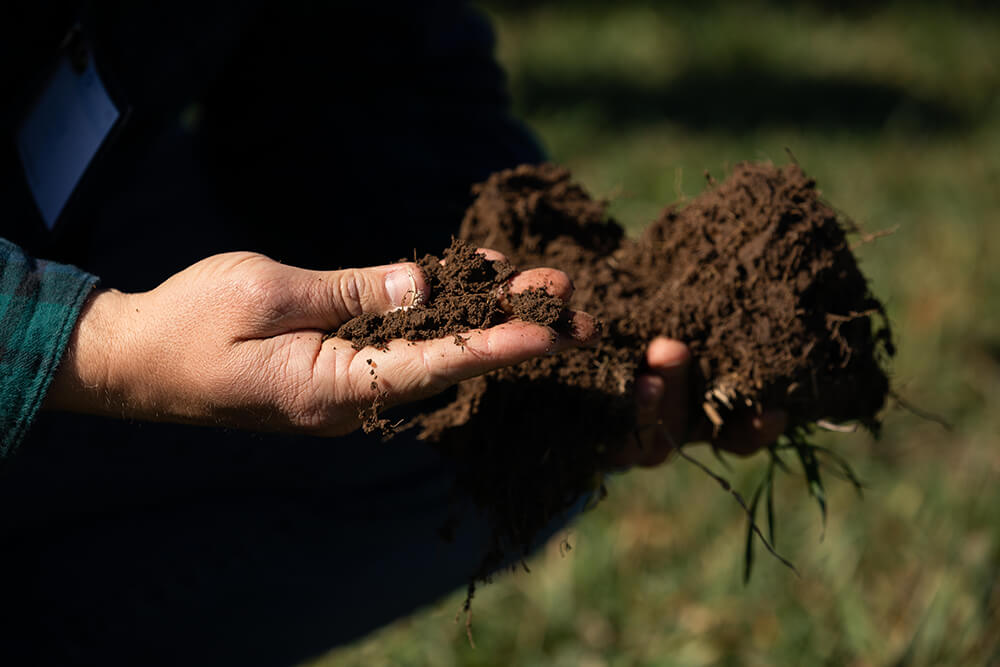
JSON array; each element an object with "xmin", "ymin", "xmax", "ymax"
[{"xmin": 0, "ymin": 237, "xmax": 99, "ymax": 459}]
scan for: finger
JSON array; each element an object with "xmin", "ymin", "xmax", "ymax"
[
  {"xmin": 636, "ymin": 374, "xmax": 666, "ymax": 426},
  {"xmin": 438, "ymin": 248, "xmax": 508, "ymax": 265},
  {"xmin": 438, "ymin": 247, "xmax": 574, "ymax": 312},
  {"xmin": 636, "ymin": 377, "xmax": 673, "ymax": 466},
  {"xmin": 505, "ymin": 268, "xmax": 574, "ymax": 304},
  {"xmin": 645, "ymin": 338, "xmax": 691, "ymax": 435},
  {"xmin": 637, "ymin": 338, "xmax": 691, "ymax": 466},
  {"xmin": 277, "ymin": 262, "xmax": 430, "ymax": 332},
  {"xmin": 499, "ymin": 269, "xmax": 576, "ymax": 329},
  {"xmin": 476, "ymin": 248, "xmax": 507, "ymax": 263},
  {"xmin": 633, "ymin": 388, "xmax": 680, "ymax": 468},
  {"xmin": 604, "ymin": 374, "xmax": 671, "ymax": 469},
  {"xmin": 554, "ymin": 310, "xmax": 601, "ymax": 348},
  {"xmin": 331, "ymin": 309, "xmax": 600, "ymax": 409},
  {"xmin": 438, "ymin": 250, "xmax": 574, "ymax": 306},
  {"xmin": 604, "ymin": 338, "xmax": 694, "ymax": 469},
  {"xmin": 341, "ymin": 320, "xmax": 569, "ymax": 404}
]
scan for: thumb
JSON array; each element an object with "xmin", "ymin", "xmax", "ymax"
[{"xmin": 278, "ymin": 262, "xmax": 429, "ymax": 331}]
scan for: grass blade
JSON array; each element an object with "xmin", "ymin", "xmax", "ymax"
[
  {"xmin": 795, "ymin": 443, "xmax": 827, "ymax": 539},
  {"xmin": 766, "ymin": 462, "xmax": 777, "ymax": 547},
  {"xmin": 744, "ymin": 479, "xmax": 765, "ymax": 584}
]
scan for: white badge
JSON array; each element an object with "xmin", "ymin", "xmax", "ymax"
[{"xmin": 16, "ymin": 33, "xmax": 121, "ymax": 229}]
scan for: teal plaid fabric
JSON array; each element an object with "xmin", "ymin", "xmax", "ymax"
[{"xmin": 0, "ymin": 237, "xmax": 99, "ymax": 459}]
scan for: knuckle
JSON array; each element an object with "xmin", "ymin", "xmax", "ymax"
[
  {"xmin": 217, "ymin": 254, "xmax": 287, "ymax": 314},
  {"xmin": 335, "ymin": 268, "xmax": 393, "ymax": 318},
  {"xmin": 335, "ymin": 270, "xmax": 366, "ymax": 320},
  {"xmin": 243, "ymin": 273, "xmax": 289, "ymax": 322}
]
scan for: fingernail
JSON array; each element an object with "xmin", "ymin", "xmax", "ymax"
[{"xmin": 385, "ymin": 266, "xmax": 420, "ymax": 308}]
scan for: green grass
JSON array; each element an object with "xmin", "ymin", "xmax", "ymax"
[{"xmin": 313, "ymin": 3, "xmax": 1000, "ymax": 665}]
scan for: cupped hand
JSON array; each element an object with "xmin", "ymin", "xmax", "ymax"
[
  {"xmin": 46, "ymin": 250, "xmax": 598, "ymax": 436},
  {"xmin": 608, "ymin": 337, "xmax": 787, "ymax": 468}
]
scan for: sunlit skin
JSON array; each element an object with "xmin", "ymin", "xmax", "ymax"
[
  {"xmin": 45, "ymin": 248, "xmax": 780, "ymax": 468},
  {"xmin": 45, "ymin": 249, "xmax": 597, "ymax": 435}
]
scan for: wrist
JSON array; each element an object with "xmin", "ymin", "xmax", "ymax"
[{"xmin": 44, "ymin": 288, "xmax": 136, "ymax": 416}]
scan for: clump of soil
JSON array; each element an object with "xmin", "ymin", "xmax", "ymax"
[
  {"xmin": 338, "ymin": 238, "xmax": 514, "ymax": 350},
  {"xmin": 337, "ymin": 162, "xmax": 893, "ymax": 588},
  {"xmin": 333, "ymin": 239, "xmax": 570, "ymax": 434}
]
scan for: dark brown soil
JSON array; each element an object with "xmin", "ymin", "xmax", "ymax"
[
  {"xmin": 336, "ymin": 239, "xmax": 570, "ymax": 351},
  {"xmin": 336, "ymin": 239, "xmax": 518, "ymax": 350},
  {"xmin": 336, "ymin": 162, "xmax": 893, "ymax": 588},
  {"xmin": 333, "ymin": 238, "xmax": 571, "ymax": 435}
]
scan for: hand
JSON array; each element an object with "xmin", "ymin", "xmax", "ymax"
[
  {"xmin": 608, "ymin": 337, "xmax": 787, "ymax": 468},
  {"xmin": 45, "ymin": 250, "xmax": 598, "ymax": 436}
]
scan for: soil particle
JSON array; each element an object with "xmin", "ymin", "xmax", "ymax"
[{"xmin": 335, "ymin": 161, "xmax": 894, "ymax": 587}]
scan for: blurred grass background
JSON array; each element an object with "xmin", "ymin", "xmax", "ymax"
[{"xmin": 315, "ymin": 2, "xmax": 1000, "ymax": 665}]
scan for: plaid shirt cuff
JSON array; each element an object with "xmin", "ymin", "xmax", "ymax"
[{"xmin": 0, "ymin": 238, "xmax": 100, "ymax": 459}]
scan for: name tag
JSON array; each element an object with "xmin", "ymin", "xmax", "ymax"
[{"xmin": 16, "ymin": 31, "xmax": 121, "ymax": 229}]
